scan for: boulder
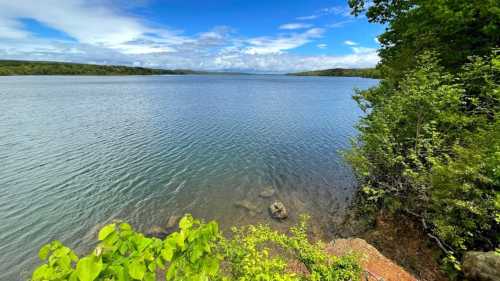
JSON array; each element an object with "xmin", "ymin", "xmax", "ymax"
[
  {"xmin": 269, "ymin": 201, "xmax": 288, "ymax": 220},
  {"xmin": 326, "ymin": 238, "xmax": 417, "ymax": 281},
  {"xmin": 165, "ymin": 215, "xmax": 181, "ymax": 229},
  {"xmin": 463, "ymin": 251, "xmax": 500, "ymax": 281},
  {"xmin": 259, "ymin": 186, "xmax": 276, "ymax": 198}
]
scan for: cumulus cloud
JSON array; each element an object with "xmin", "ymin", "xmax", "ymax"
[
  {"xmin": 279, "ymin": 23, "xmax": 313, "ymax": 30},
  {"xmin": 244, "ymin": 28, "xmax": 324, "ymax": 55},
  {"xmin": 0, "ymin": 1, "xmax": 379, "ymax": 72},
  {"xmin": 344, "ymin": 40, "xmax": 358, "ymax": 46},
  {"xmin": 0, "ymin": 0, "xmax": 189, "ymax": 54}
]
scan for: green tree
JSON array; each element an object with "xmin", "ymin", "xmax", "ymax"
[{"xmin": 348, "ymin": 0, "xmax": 500, "ymax": 80}]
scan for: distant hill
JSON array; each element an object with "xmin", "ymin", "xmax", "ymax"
[
  {"xmin": 288, "ymin": 68, "xmax": 381, "ymax": 79},
  {"xmin": 0, "ymin": 60, "xmax": 203, "ymax": 76}
]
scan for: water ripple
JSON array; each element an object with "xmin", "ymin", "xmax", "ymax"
[{"xmin": 0, "ymin": 75, "xmax": 378, "ymax": 280}]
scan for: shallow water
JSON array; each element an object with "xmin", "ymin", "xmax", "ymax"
[{"xmin": 0, "ymin": 74, "xmax": 378, "ymax": 280}]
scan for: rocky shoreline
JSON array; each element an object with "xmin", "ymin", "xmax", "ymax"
[{"xmin": 142, "ymin": 187, "xmax": 498, "ymax": 281}]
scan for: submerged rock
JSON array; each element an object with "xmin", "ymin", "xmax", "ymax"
[
  {"xmin": 259, "ymin": 186, "xmax": 276, "ymax": 198},
  {"xmin": 463, "ymin": 251, "xmax": 500, "ymax": 281},
  {"xmin": 234, "ymin": 199, "xmax": 260, "ymax": 213},
  {"xmin": 145, "ymin": 225, "xmax": 168, "ymax": 239},
  {"xmin": 269, "ymin": 201, "xmax": 288, "ymax": 220},
  {"xmin": 165, "ymin": 215, "xmax": 181, "ymax": 229}
]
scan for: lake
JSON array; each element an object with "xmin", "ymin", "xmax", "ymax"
[{"xmin": 0, "ymin": 75, "xmax": 378, "ymax": 280}]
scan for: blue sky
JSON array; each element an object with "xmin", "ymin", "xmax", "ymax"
[{"xmin": 0, "ymin": 0, "xmax": 384, "ymax": 72}]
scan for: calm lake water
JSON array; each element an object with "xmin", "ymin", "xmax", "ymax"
[{"xmin": 0, "ymin": 75, "xmax": 378, "ymax": 280}]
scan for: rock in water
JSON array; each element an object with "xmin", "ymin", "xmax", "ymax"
[
  {"xmin": 269, "ymin": 201, "xmax": 288, "ymax": 220},
  {"xmin": 259, "ymin": 186, "xmax": 276, "ymax": 198},
  {"xmin": 165, "ymin": 215, "xmax": 181, "ymax": 229},
  {"xmin": 463, "ymin": 251, "xmax": 500, "ymax": 281}
]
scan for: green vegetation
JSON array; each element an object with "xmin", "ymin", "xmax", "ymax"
[
  {"xmin": 0, "ymin": 60, "xmax": 198, "ymax": 76},
  {"xmin": 31, "ymin": 215, "xmax": 360, "ymax": 281},
  {"xmin": 288, "ymin": 68, "xmax": 381, "ymax": 79},
  {"xmin": 345, "ymin": 0, "xmax": 499, "ymax": 277}
]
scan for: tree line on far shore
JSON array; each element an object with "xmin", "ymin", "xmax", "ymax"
[{"xmin": 0, "ymin": 60, "xmax": 198, "ymax": 76}]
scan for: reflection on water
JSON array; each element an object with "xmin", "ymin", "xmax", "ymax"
[{"xmin": 0, "ymin": 74, "xmax": 378, "ymax": 280}]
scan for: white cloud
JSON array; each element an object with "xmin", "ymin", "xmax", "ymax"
[
  {"xmin": 297, "ymin": 5, "xmax": 352, "ymax": 21},
  {"xmin": 317, "ymin": 44, "xmax": 327, "ymax": 49},
  {"xmin": 278, "ymin": 23, "xmax": 313, "ymax": 30},
  {"xmin": 0, "ymin": 0, "xmax": 189, "ymax": 54},
  {"xmin": 244, "ymin": 28, "xmax": 324, "ymax": 55},
  {"xmin": 344, "ymin": 40, "xmax": 358, "ymax": 46},
  {"xmin": 351, "ymin": 46, "xmax": 377, "ymax": 54},
  {"xmin": 296, "ymin": 15, "xmax": 319, "ymax": 20},
  {"xmin": 0, "ymin": 1, "xmax": 379, "ymax": 72},
  {"xmin": 0, "ymin": 18, "xmax": 30, "ymax": 39},
  {"xmin": 326, "ymin": 20, "xmax": 354, "ymax": 28}
]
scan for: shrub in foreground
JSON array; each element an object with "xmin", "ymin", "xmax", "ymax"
[{"xmin": 31, "ymin": 214, "xmax": 360, "ymax": 281}]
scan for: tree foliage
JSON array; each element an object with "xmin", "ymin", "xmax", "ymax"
[
  {"xmin": 31, "ymin": 215, "xmax": 360, "ymax": 281},
  {"xmin": 289, "ymin": 68, "xmax": 381, "ymax": 79},
  {"xmin": 346, "ymin": 0, "xmax": 500, "ymax": 276},
  {"xmin": 348, "ymin": 0, "xmax": 500, "ymax": 80},
  {"xmin": 0, "ymin": 60, "xmax": 197, "ymax": 76}
]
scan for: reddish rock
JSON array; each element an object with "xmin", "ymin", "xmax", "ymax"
[{"xmin": 326, "ymin": 238, "xmax": 418, "ymax": 281}]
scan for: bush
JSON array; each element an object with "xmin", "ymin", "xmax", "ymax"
[
  {"xmin": 346, "ymin": 51, "xmax": 500, "ymax": 273},
  {"xmin": 31, "ymin": 215, "xmax": 360, "ymax": 281}
]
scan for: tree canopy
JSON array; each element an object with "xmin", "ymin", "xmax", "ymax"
[
  {"xmin": 349, "ymin": 0, "xmax": 500, "ymax": 79},
  {"xmin": 346, "ymin": 0, "xmax": 499, "ymax": 276},
  {"xmin": 0, "ymin": 60, "xmax": 198, "ymax": 76}
]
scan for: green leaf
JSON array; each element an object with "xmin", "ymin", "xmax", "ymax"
[
  {"xmin": 38, "ymin": 244, "xmax": 51, "ymax": 260},
  {"xmin": 32, "ymin": 264, "xmax": 49, "ymax": 280},
  {"xmin": 109, "ymin": 265, "xmax": 126, "ymax": 281},
  {"xmin": 179, "ymin": 215, "xmax": 193, "ymax": 230},
  {"xmin": 128, "ymin": 260, "xmax": 146, "ymax": 280},
  {"xmin": 190, "ymin": 245, "xmax": 204, "ymax": 263},
  {"xmin": 161, "ymin": 247, "xmax": 174, "ymax": 262},
  {"xmin": 120, "ymin": 222, "xmax": 132, "ymax": 231},
  {"xmin": 144, "ymin": 272, "xmax": 155, "ymax": 281},
  {"xmin": 147, "ymin": 262, "xmax": 156, "ymax": 272},
  {"xmin": 98, "ymin": 224, "xmax": 116, "ymax": 241},
  {"xmin": 176, "ymin": 232, "xmax": 185, "ymax": 249},
  {"xmin": 76, "ymin": 256, "xmax": 103, "ymax": 281}
]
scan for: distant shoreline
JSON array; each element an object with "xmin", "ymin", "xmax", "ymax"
[
  {"xmin": 0, "ymin": 60, "xmax": 250, "ymax": 76},
  {"xmin": 0, "ymin": 60, "xmax": 380, "ymax": 78},
  {"xmin": 287, "ymin": 68, "xmax": 381, "ymax": 79}
]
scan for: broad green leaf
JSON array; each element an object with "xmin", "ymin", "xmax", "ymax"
[
  {"xmin": 161, "ymin": 247, "xmax": 174, "ymax": 262},
  {"xmin": 128, "ymin": 260, "xmax": 146, "ymax": 280},
  {"xmin": 179, "ymin": 215, "xmax": 193, "ymax": 230},
  {"xmin": 38, "ymin": 244, "xmax": 51, "ymax": 260},
  {"xmin": 144, "ymin": 272, "xmax": 155, "ymax": 281},
  {"xmin": 190, "ymin": 245, "xmax": 203, "ymax": 263},
  {"xmin": 176, "ymin": 232, "xmax": 185, "ymax": 249},
  {"xmin": 98, "ymin": 224, "xmax": 116, "ymax": 241},
  {"xmin": 76, "ymin": 256, "xmax": 103, "ymax": 281},
  {"xmin": 120, "ymin": 222, "xmax": 132, "ymax": 231},
  {"xmin": 109, "ymin": 265, "xmax": 127, "ymax": 281},
  {"xmin": 32, "ymin": 264, "xmax": 49, "ymax": 280}
]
